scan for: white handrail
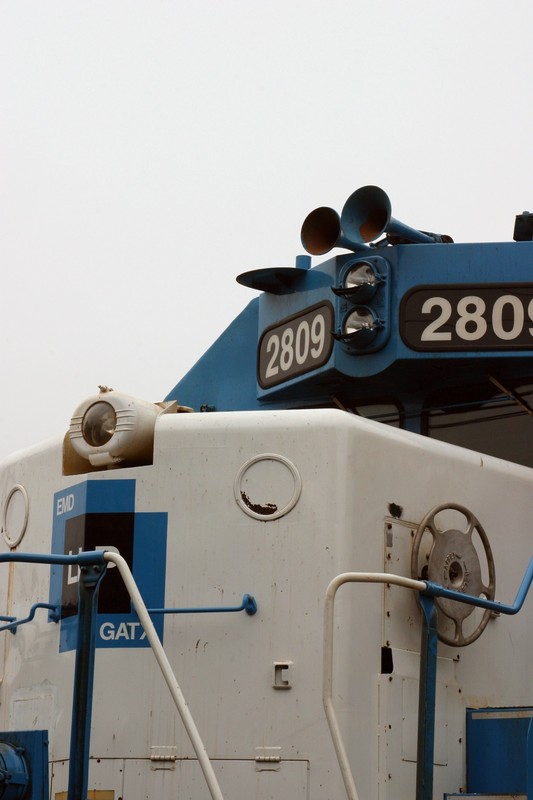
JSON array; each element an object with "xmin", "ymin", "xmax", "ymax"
[
  {"xmin": 323, "ymin": 571, "xmax": 426, "ymax": 800},
  {"xmin": 103, "ymin": 551, "xmax": 225, "ymax": 800}
]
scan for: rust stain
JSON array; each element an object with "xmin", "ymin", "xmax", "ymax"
[{"xmin": 240, "ymin": 491, "xmax": 277, "ymax": 516}]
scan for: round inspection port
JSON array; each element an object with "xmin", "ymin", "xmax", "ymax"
[
  {"xmin": 234, "ymin": 454, "xmax": 302, "ymax": 521},
  {"xmin": 2, "ymin": 484, "xmax": 29, "ymax": 548}
]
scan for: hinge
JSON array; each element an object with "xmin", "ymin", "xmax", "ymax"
[
  {"xmin": 255, "ymin": 746, "xmax": 281, "ymax": 771},
  {"xmin": 150, "ymin": 745, "xmax": 177, "ymax": 770}
]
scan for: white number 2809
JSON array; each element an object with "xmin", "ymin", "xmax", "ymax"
[
  {"xmin": 421, "ymin": 294, "xmax": 533, "ymax": 342},
  {"xmin": 258, "ymin": 303, "xmax": 334, "ymax": 388},
  {"xmin": 400, "ymin": 285, "xmax": 533, "ymax": 350},
  {"xmin": 265, "ymin": 314, "xmax": 326, "ymax": 378}
]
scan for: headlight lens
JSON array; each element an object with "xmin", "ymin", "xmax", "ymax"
[
  {"xmin": 344, "ymin": 262, "xmax": 377, "ymax": 291},
  {"xmin": 82, "ymin": 402, "xmax": 117, "ymax": 447},
  {"xmin": 344, "ymin": 307, "xmax": 377, "ymax": 335}
]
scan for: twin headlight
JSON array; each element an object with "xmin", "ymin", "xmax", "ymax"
[
  {"xmin": 68, "ymin": 387, "xmax": 189, "ymax": 468},
  {"xmin": 332, "ymin": 258, "xmax": 387, "ymax": 348}
]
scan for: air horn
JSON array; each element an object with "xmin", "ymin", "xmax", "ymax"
[{"xmin": 301, "ymin": 185, "xmax": 452, "ymax": 255}]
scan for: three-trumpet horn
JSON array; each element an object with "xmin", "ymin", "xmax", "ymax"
[{"xmin": 300, "ymin": 185, "xmax": 452, "ymax": 255}]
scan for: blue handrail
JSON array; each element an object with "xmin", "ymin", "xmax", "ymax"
[
  {"xmin": 0, "ymin": 602, "xmax": 59, "ymax": 633},
  {"xmin": 0, "ymin": 593, "xmax": 258, "ymax": 634},
  {"xmin": 147, "ymin": 593, "xmax": 258, "ymax": 616},
  {"xmin": 0, "ymin": 549, "xmax": 260, "ymax": 800},
  {"xmin": 423, "ymin": 553, "xmax": 533, "ymax": 614},
  {"xmin": 0, "ymin": 551, "xmax": 107, "ymax": 566},
  {"xmin": 416, "ymin": 555, "xmax": 533, "ymax": 800},
  {"xmin": 0, "ymin": 552, "xmax": 108, "ymax": 635}
]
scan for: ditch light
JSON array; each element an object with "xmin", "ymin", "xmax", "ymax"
[{"xmin": 68, "ymin": 387, "xmax": 191, "ymax": 467}]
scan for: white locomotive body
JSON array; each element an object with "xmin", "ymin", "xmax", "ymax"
[{"xmin": 2, "ymin": 187, "xmax": 533, "ymax": 799}]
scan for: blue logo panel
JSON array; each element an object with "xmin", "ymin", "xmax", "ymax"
[{"xmin": 50, "ymin": 480, "xmax": 167, "ymax": 652}]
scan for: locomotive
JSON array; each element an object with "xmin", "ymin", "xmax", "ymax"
[{"xmin": 1, "ymin": 185, "xmax": 533, "ymax": 799}]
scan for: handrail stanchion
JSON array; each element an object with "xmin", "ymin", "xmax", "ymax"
[
  {"xmin": 416, "ymin": 595, "xmax": 438, "ymax": 800},
  {"xmin": 67, "ymin": 560, "xmax": 107, "ymax": 800}
]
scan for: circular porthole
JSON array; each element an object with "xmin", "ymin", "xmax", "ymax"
[
  {"xmin": 234, "ymin": 454, "xmax": 302, "ymax": 521},
  {"xmin": 2, "ymin": 484, "xmax": 29, "ymax": 548}
]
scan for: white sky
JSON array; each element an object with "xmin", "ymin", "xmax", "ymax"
[{"xmin": 1, "ymin": 1, "xmax": 533, "ymax": 460}]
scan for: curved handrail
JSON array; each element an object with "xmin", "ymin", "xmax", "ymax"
[
  {"xmin": 323, "ymin": 572, "xmax": 426, "ymax": 800},
  {"xmin": 104, "ymin": 551, "xmax": 225, "ymax": 800},
  {"xmin": 323, "ymin": 562, "xmax": 533, "ymax": 800}
]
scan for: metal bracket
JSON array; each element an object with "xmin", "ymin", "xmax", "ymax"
[{"xmin": 273, "ymin": 661, "xmax": 292, "ymax": 689}]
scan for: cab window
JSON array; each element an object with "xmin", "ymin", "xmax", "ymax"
[{"xmin": 424, "ymin": 379, "xmax": 533, "ymax": 469}]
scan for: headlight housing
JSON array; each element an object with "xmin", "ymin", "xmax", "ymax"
[{"xmin": 68, "ymin": 388, "xmax": 180, "ymax": 467}]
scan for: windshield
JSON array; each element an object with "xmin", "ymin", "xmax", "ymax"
[{"xmin": 424, "ymin": 378, "xmax": 533, "ymax": 469}]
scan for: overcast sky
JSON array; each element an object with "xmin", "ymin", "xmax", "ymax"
[{"xmin": 1, "ymin": 1, "xmax": 533, "ymax": 461}]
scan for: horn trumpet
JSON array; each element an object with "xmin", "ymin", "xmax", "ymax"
[
  {"xmin": 301, "ymin": 186, "xmax": 453, "ymax": 255},
  {"xmin": 300, "ymin": 206, "xmax": 353, "ymax": 256}
]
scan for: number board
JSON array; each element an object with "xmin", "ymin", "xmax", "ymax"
[
  {"xmin": 400, "ymin": 284, "xmax": 533, "ymax": 351},
  {"xmin": 258, "ymin": 302, "xmax": 334, "ymax": 388}
]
